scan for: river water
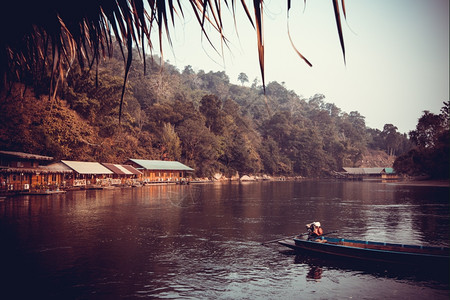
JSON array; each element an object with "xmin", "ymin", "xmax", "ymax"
[{"xmin": 0, "ymin": 180, "xmax": 449, "ymax": 299}]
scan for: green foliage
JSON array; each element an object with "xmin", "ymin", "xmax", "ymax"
[
  {"xmin": 0, "ymin": 84, "xmax": 97, "ymax": 160},
  {"xmin": 238, "ymin": 73, "xmax": 249, "ymax": 85},
  {"xmin": 161, "ymin": 123, "xmax": 182, "ymax": 160},
  {"xmin": 394, "ymin": 102, "xmax": 449, "ymax": 179},
  {"xmin": 1, "ymin": 50, "xmax": 425, "ymax": 178},
  {"xmin": 176, "ymin": 118, "xmax": 220, "ymax": 177},
  {"xmin": 200, "ymin": 94, "xmax": 227, "ymax": 134},
  {"xmin": 63, "ymin": 66, "xmax": 123, "ymax": 121}
]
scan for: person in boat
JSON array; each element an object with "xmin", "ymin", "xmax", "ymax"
[{"xmin": 306, "ymin": 222, "xmax": 323, "ymax": 239}]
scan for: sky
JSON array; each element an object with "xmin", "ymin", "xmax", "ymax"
[{"xmin": 159, "ymin": 0, "xmax": 449, "ymax": 134}]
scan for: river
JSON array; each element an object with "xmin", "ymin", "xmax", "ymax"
[{"xmin": 0, "ymin": 180, "xmax": 448, "ymax": 299}]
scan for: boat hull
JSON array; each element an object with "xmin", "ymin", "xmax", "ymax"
[{"xmin": 278, "ymin": 237, "xmax": 450, "ymax": 267}]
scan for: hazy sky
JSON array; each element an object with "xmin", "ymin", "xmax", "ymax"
[{"xmin": 160, "ymin": 0, "xmax": 449, "ymax": 134}]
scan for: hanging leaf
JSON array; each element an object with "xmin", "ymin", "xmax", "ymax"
[{"xmin": 0, "ymin": 0, "xmax": 348, "ymax": 123}]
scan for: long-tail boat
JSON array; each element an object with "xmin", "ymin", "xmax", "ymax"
[{"xmin": 278, "ymin": 235, "xmax": 450, "ymax": 266}]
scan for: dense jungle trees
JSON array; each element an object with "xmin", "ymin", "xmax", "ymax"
[
  {"xmin": 393, "ymin": 102, "xmax": 449, "ymax": 179},
  {"xmin": 2, "ymin": 2, "xmax": 446, "ymax": 179},
  {"xmin": 1, "ymin": 50, "xmax": 444, "ymax": 178}
]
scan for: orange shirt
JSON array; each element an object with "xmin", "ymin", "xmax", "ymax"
[{"xmin": 312, "ymin": 226, "xmax": 323, "ymax": 236}]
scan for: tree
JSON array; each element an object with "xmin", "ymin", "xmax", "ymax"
[
  {"xmin": 62, "ymin": 65, "xmax": 125, "ymax": 124},
  {"xmin": 381, "ymin": 124, "xmax": 401, "ymax": 156},
  {"xmin": 199, "ymin": 94, "xmax": 227, "ymax": 135},
  {"xmin": 0, "ymin": 85, "xmax": 97, "ymax": 160},
  {"xmin": 440, "ymin": 101, "xmax": 449, "ymax": 129},
  {"xmin": 258, "ymin": 136, "xmax": 291, "ymax": 175},
  {"xmin": 394, "ymin": 101, "xmax": 449, "ymax": 179},
  {"xmin": 409, "ymin": 111, "xmax": 444, "ymax": 149},
  {"xmin": 366, "ymin": 128, "xmax": 384, "ymax": 150},
  {"xmin": 238, "ymin": 72, "xmax": 249, "ymax": 85},
  {"xmin": 2, "ymin": 52, "xmax": 423, "ymax": 178},
  {"xmin": 176, "ymin": 118, "xmax": 221, "ymax": 177},
  {"xmin": 198, "ymin": 71, "xmax": 230, "ymax": 98},
  {"xmin": 262, "ymin": 111, "xmax": 293, "ymax": 151},
  {"xmin": 160, "ymin": 123, "xmax": 181, "ymax": 160},
  {"xmin": 182, "ymin": 65, "xmax": 195, "ymax": 76},
  {"xmin": 145, "ymin": 102, "xmax": 182, "ymax": 133},
  {"xmin": 289, "ymin": 126, "xmax": 326, "ymax": 177},
  {"xmin": 251, "ymin": 78, "xmax": 261, "ymax": 90}
]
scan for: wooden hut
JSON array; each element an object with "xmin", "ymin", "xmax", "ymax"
[
  {"xmin": 381, "ymin": 168, "xmax": 399, "ymax": 180},
  {"xmin": 339, "ymin": 167, "xmax": 397, "ymax": 180},
  {"xmin": 0, "ymin": 150, "xmax": 71, "ymax": 193},
  {"xmin": 59, "ymin": 160, "xmax": 114, "ymax": 188}
]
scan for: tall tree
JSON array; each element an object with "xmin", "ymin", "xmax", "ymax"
[
  {"xmin": 160, "ymin": 123, "xmax": 182, "ymax": 160},
  {"xmin": 381, "ymin": 124, "xmax": 401, "ymax": 156},
  {"xmin": 394, "ymin": 101, "xmax": 450, "ymax": 179},
  {"xmin": 200, "ymin": 94, "xmax": 227, "ymax": 135},
  {"xmin": 176, "ymin": 118, "xmax": 220, "ymax": 177},
  {"xmin": 409, "ymin": 111, "xmax": 444, "ymax": 149},
  {"xmin": 238, "ymin": 72, "xmax": 249, "ymax": 85}
]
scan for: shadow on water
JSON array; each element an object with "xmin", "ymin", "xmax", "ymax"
[{"xmin": 278, "ymin": 249, "xmax": 450, "ymax": 286}]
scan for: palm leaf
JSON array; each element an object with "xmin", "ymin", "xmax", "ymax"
[
  {"xmin": 0, "ymin": 0, "xmax": 348, "ymax": 123},
  {"xmin": 332, "ymin": 0, "xmax": 346, "ymax": 63}
]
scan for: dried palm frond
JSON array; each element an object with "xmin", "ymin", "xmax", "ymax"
[{"xmin": 0, "ymin": 0, "xmax": 347, "ymax": 123}]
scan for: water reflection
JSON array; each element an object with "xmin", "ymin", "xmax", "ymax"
[
  {"xmin": 0, "ymin": 181, "xmax": 448, "ymax": 299},
  {"xmin": 306, "ymin": 265, "xmax": 323, "ymax": 281}
]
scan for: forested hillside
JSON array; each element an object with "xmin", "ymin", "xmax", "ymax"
[{"xmin": 0, "ymin": 47, "xmax": 413, "ymax": 178}]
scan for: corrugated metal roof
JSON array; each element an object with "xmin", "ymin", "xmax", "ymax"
[
  {"xmin": 121, "ymin": 165, "xmax": 143, "ymax": 175},
  {"xmin": 363, "ymin": 168, "xmax": 384, "ymax": 174},
  {"xmin": 102, "ymin": 163, "xmax": 142, "ymax": 175},
  {"xmin": 383, "ymin": 168, "xmax": 395, "ymax": 174},
  {"xmin": 61, "ymin": 160, "xmax": 113, "ymax": 175},
  {"xmin": 102, "ymin": 163, "xmax": 131, "ymax": 175},
  {"xmin": 343, "ymin": 167, "xmax": 385, "ymax": 175},
  {"xmin": 343, "ymin": 167, "xmax": 365, "ymax": 175},
  {"xmin": 0, "ymin": 150, "xmax": 53, "ymax": 161},
  {"xmin": 40, "ymin": 162, "xmax": 73, "ymax": 173},
  {"xmin": 128, "ymin": 159, "xmax": 194, "ymax": 171}
]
